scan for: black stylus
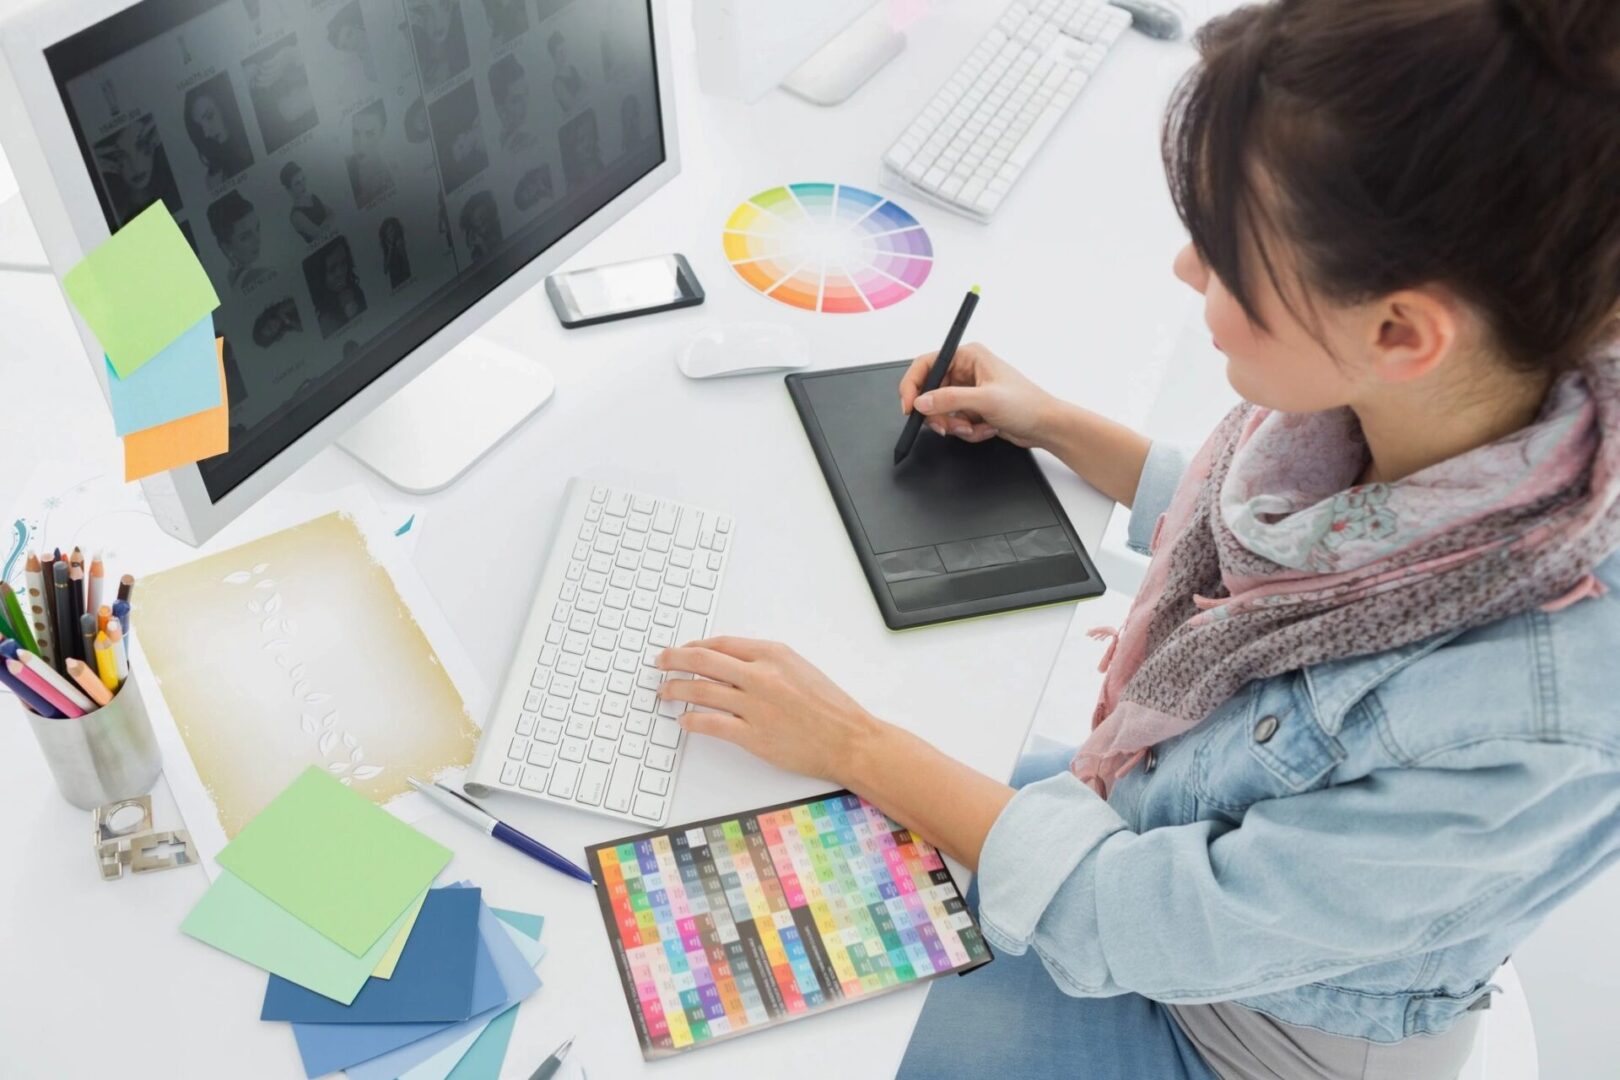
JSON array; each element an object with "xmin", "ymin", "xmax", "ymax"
[{"xmin": 894, "ymin": 285, "xmax": 981, "ymax": 465}]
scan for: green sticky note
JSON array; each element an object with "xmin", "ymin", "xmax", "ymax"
[
  {"xmin": 62, "ymin": 202, "xmax": 219, "ymax": 377},
  {"xmin": 181, "ymin": 871, "xmax": 425, "ymax": 1005},
  {"xmin": 216, "ymin": 766, "xmax": 452, "ymax": 957}
]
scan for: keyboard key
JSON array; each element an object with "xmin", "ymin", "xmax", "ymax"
[
  {"xmin": 653, "ymin": 605, "xmax": 679, "ymax": 628},
  {"xmin": 708, "ymin": 552, "xmax": 724, "ymax": 571},
  {"xmin": 591, "ymin": 628, "xmax": 618, "ymax": 652},
  {"xmin": 565, "ymin": 559, "xmax": 584, "ymax": 581},
  {"xmin": 622, "ymin": 532, "xmax": 646, "ymax": 553},
  {"xmin": 541, "ymin": 698, "xmax": 568, "ymax": 722},
  {"xmin": 573, "ymin": 692, "xmax": 601, "ymax": 717},
  {"xmin": 576, "ymin": 593, "xmax": 602, "ymax": 614},
  {"xmin": 629, "ymin": 512, "xmax": 651, "ymax": 533},
  {"xmin": 589, "ymin": 552, "xmax": 613, "ymax": 574},
  {"xmin": 646, "ymin": 746, "xmax": 676, "ymax": 772},
  {"xmin": 610, "ymin": 567, "xmax": 634, "ymax": 590},
  {"xmin": 674, "ymin": 511, "xmax": 700, "ymax": 549},
  {"xmin": 685, "ymin": 588, "xmax": 712, "ymax": 615},
  {"xmin": 632, "ymin": 494, "xmax": 654, "ymax": 514},
  {"xmin": 619, "ymin": 629, "xmax": 646, "ymax": 653},
  {"xmin": 639, "ymin": 769, "xmax": 670, "ymax": 796},
  {"xmin": 578, "ymin": 522, "xmax": 597, "ymax": 543},
  {"xmin": 523, "ymin": 689, "xmax": 543, "ymax": 712},
  {"xmin": 602, "ymin": 693, "xmax": 628, "ymax": 717},
  {"xmin": 516, "ymin": 713, "xmax": 535, "ymax": 736},
  {"xmin": 627, "ymin": 709, "xmax": 654, "ymax": 736},
  {"xmin": 586, "ymin": 648, "xmax": 612, "ymax": 673},
  {"xmin": 717, "ymin": 516, "xmax": 732, "ymax": 534},
  {"xmin": 632, "ymin": 791, "xmax": 665, "ymax": 822},
  {"xmin": 665, "ymin": 565, "xmax": 689, "ymax": 589},
  {"xmin": 644, "ymin": 550, "xmax": 667, "ymax": 573},
  {"xmin": 585, "ymin": 503, "xmax": 602, "ymax": 522},
  {"xmin": 700, "ymin": 528, "xmax": 716, "ymax": 550},
  {"xmin": 549, "ymin": 761, "xmax": 581, "ymax": 799},
  {"xmin": 580, "ymin": 670, "xmax": 606, "ymax": 695},
  {"xmin": 537, "ymin": 720, "xmax": 563, "ymax": 743},
  {"xmin": 659, "ymin": 585, "xmax": 684, "ymax": 607},
  {"xmin": 619, "ymin": 733, "xmax": 646, "ymax": 759},
  {"xmin": 549, "ymin": 675, "xmax": 577, "ymax": 698},
  {"xmin": 641, "ymin": 646, "xmax": 662, "ymax": 669},
  {"xmin": 588, "ymin": 738, "xmax": 616, "ymax": 764},
  {"xmin": 651, "ymin": 717, "xmax": 683, "ymax": 748},
  {"xmin": 520, "ymin": 768, "xmax": 549, "ymax": 793},
  {"xmin": 692, "ymin": 567, "xmax": 718, "ymax": 590},
  {"xmin": 670, "ymin": 547, "xmax": 691, "ymax": 570},
  {"xmin": 527, "ymin": 742, "xmax": 557, "ymax": 768},
  {"xmin": 578, "ymin": 761, "xmax": 609, "ymax": 806},
  {"xmin": 649, "ymin": 626, "xmax": 674, "ymax": 648},
  {"xmin": 631, "ymin": 589, "xmax": 656, "ymax": 611},
  {"xmin": 636, "ymin": 668, "xmax": 663, "ymax": 690},
  {"xmin": 545, "ymin": 623, "xmax": 564, "ymax": 645},
  {"xmin": 605, "ymin": 588, "xmax": 629, "ymax": 610},
  {"xmin": 531, "ymin": 663, "xmax": 551, "ymax": 688},
  {"xmin": 500, "ymin": 761, "xmax": 521, "ymax": 786},
  {"xmin": 677, "ymin": 611, "xmax": 707, "ymax": 646},
  {"xmin": 613, "ymin": 649, "xmax": 639, "ymax": 674},
  {"xmin": 616, "ymin": 549, "xmax": 641, "ymax": 571},
  {"xmin": 600, "ymin": 606, "xmax": 625, "ymax": 629},
  {"xmin": 600, "ymin": 515, "xmax": 624, "ymax": 537},
  {"xmin": 569, "ymin": 610, "xmax": 594, "ymax": 632},
  {"xmin": 591, "ymin": 485, "xmax": 608, "ymax": 502},
  {"xmin": 560, "ymin": 737, "xmax": 587, "ymax": 763},
  {"xmin": 593, "ymin": 533, "xmax": 617, "ymax": 555},
  {"xmin": 657, "ymin": 696, "xmax": 685, "ymax": 719},
  {"xmin": 608, "ymin": 671, "xmax": 634, "ymax": 695},
  {"xmin": 626, "ymin": 609, "xmax": 651, "ymax": 631},
  {"xmin": 637, "ymin": 569, "xmax": 661, "ymax": 592},
  {"xmin": 508, "ymin": 736, "xmax": 529, "ymax": 760},
  {"xmin": 605, "ymin": 760, "xmax": 639, "ymax": 813},
  {"xmin": 557, "ymin": 653, "xmax": 582, "ymax": 677},
  {"xmin": 595, "ymin": 713, "xmax": 623, "ymax": 741},
  {"xmin": 648, "ymin": 532, "xmax": 672, "ymax": 553},
  {"xmin": 631, "ymin": 688, "xmax": 657, "ymax": 712},
  {"xmin": 566, "ymin": 714, "xmax": 593, "ymax": 740},
  {"xmin": 582, "ymin": 572, "xmax": 606, "ymax": 593}
]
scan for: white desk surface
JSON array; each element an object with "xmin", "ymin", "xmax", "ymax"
[{"xmin": 0, "ymin": 3, "xmax": 1209, "ymax": 1076}]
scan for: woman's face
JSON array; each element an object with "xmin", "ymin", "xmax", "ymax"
[
  {"xmin": 452, "ymin": 129, "xmax": 480, "ymax": 163},
  {"xmin": 323, "ymin": 247, "xmax": 351, "ymax": 292},
  {"xmin": 224, "ymin": 210, "xmax": 261, "ymax": 266},
  {"xmin": 410, "ymin": 0, "xmax": 451, "ymax": 46},
  {"xmin": 100, "ymin": 119, "xmax": 159, "ymax": 189},
  {"xmin": 352, "ymin": 112, "xmax": 382, "ymax": 156},
  {"xmin": 1172, "ymin": 233, "xmax": 1362, "ymax": 415},
  {"xmin": 286, "ymin": 168, "xmax": 308, "ymax": 200},
  {"xmin": 190, "ymin": 94, "xmax": 226, "ymax": 143}
]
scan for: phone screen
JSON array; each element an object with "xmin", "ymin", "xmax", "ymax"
[{"xmin": 555, "ymin": 255, "xmax": 688, "ymax": 320}]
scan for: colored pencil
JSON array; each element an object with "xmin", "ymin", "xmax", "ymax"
[
  {"xmin": 41, "ymin": 552, "xmax": 59, "ymax": 668},
  {"xmin": 25, "ymin": 554, "xmax": 53, "ymax": 669},
  {"xmin": 17, "ymin": 647, "xmax": 94, "ymax": 711},
  {"xmin": 97, "ymin": 604, "xmax": 112, "ymax": 634},
  {"xmin": 0, "ymin": 601, "xmax": 12, "ymax": 640},
  {"xmin": 66, "ymin": 658, "xmax": 114, "ymax": 707},
  {"xmin": 79, "ymin": 612, "xmax": 99, "ymax": 668},
  {"xmin": 112, "ymin": 600, "xmax": 131, "ymax": 636},
  {"xmin": 88, "ymin": 553, "xmax": 105, "ymax": 616},
  {"xmin": 106, "ymin": 622, "xmax": 129, "ymax": 686},
  {"xmin": 1, "ymin": 581, "xmax": 39, "ymax": 655},
  {"xmin": 69, "ymin": 565, "xmax": 85, "ymax": 629},
  {"xmin": 52, "ymin": 560, "xmax": 74, "ymax": 670},
  {"xmin": 0, "ymin": 654, "xmax": 62, "ymax": 718},
  {"xmin": 93, "ymin": 633, "xmax": 119, "ymax": 692},
  {"xmin": 8, "ymin": 658, "xmax": 85, "ymax": 718},
  {"xmin": 117, "ymin": 574, "xmax": 134, "ymax": 604}
]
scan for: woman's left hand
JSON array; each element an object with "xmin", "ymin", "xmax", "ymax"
[{"xmin": 656, "ymin": 637, "xmax": 882, "ymax": 786}]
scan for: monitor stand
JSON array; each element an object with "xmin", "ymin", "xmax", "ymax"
[
  {"xmin": 781, "ymin": 3, "xmax": 905, "ymax": 106},
  {"xmin": 337, "ymin": 335, "xmax": 554, "ymax": 494}
]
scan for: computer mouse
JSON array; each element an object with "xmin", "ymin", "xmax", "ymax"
[
  {"xmin": 676, "ymin": 322, "xmax": 811, "ymax": 379},
  {"xmin": 1108, "ymin": 0, "xmax": 1184, "ymax": 40}
]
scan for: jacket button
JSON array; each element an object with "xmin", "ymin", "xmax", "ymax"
[
  {"xmin": 1143, "ymin": 748, "xmax": 1158, "ymax": 773},
  {"xmin": 1254, "ymin": 715, "xmax": 1280, "ymax": 743}
]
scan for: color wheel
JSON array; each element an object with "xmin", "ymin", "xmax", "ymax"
[{"xmin": 723, "ymin": 183, "xmax": 933, "ymax": 314}]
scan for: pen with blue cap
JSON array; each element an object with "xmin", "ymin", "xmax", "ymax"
[{"xmin": 409, "ymin": 777, "xmax": 596, "ymax": 885}]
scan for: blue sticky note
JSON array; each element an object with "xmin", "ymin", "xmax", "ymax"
[
  {"xmin": 292, "ymin": 896, "xmax": 540, "ymax": 1078},
  {"xmin": 103, "ymin": 316, "xmax": 221, "ymax": 436},
  {"xmin": 262, "ymin": 887, "xmax": 481, "ymax": 1024}
]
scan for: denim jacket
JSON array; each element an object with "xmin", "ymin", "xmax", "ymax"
[{"xmin": 977, "ymin": 441, "xmax": 1620, "ymax": 1043}]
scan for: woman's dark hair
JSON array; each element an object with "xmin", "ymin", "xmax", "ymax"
[
  {"xmin": 205, "ymin": 189, "xmax": 254, "ymax": 246},
  {"xmin": 1164, "ymin": 0, "xmax": 1620, "ymax": 373},
  {"xmin": 183, "ymin": 78, "xmax": 253, "ymax": 182},
  {"xmin": 278, "ymin": 160, "xmax": 302, "ymax": 188}
]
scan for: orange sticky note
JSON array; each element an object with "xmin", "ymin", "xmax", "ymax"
[{"xmin": 123, "ymin": 338, "xmax": 229, "ymax": 482}]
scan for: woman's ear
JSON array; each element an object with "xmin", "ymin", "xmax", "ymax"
[{"xmin": 1368, "ymin": 288, "xmax": 1459, "ymax": 384}]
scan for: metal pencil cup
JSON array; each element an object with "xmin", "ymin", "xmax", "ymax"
[{"xmin": 24, "ymin": 671, "xmax": 163, "ymax": 810}]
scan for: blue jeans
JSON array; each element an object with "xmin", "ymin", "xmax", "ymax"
[{"xmin": 896, "ymin": 745, "xmax": 1219, "ymax": 1080}]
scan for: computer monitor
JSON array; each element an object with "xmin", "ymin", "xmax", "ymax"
[{"xmin": 0, "ymin": 0, "xmax": 679, "ymax": 544}]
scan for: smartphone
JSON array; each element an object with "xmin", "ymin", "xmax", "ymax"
[{"xmin": 544, "ymin": 253, "xmax": 704, "ymax": 329}]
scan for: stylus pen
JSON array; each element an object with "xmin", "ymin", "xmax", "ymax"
[
  {"xmin": 894, "ymin": 285, "xmax": 981, "ymax": 465},
  {"xmin": 408, "ymin": 777, "xmax": 596, "ymax": 885}
]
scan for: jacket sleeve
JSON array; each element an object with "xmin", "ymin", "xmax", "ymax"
[
  {"xmin": 975, "ymin": 739, "xmax": 1618, "ymax": 1002},
  {"xmin": 1126, "ymin": 441, "xmax": 1191, "ymax": 556}
]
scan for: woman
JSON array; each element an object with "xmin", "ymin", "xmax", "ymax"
[
  {"xmin": 183, "ymin": 78, "xmax": 253, "ymax": 185},
  {"xmin": 345, "ymin": 103, "xmax": 393, "ymax": 207},
  {"xmin": 279, "ymin": 161, "xmax": 329, "ymax": 243},
  {"xmin": 305, "ymin": 237, "xmax": 366, "ymax": 338},
  {"xmin": 205, "ymin": 190, "xmax": 273, "ymax": 293},
  {"xmin": 379, "ymin": 217, "xmax": 411, "ymax": 288},
  {"xmin": 656, "ymin": 1, "xmax": 1620, "ymax": 1077}
]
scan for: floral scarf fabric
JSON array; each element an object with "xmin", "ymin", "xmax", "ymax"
[{"xmin": 1073, "ymin": 353, "xmax": 1620, "ymax": 796}]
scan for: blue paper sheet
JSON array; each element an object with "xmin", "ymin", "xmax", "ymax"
[
  {"xmin": 104, "ymin": 316, "xmax": 221, "ymax": 435},
  {"xmin": 262, "ymin": 887, "xmax": 481, "ymax": 1024},
  {"xmin": 291, "ymin": 895, "xmax": 540, "ymax": 1077}
]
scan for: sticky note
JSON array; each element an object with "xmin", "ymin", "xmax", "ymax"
[
  {"xmin": 62, "ymin": 201, "xmax": 219, "ymax": 377},
  {"xmin": 297, "ymin": 896, "xmax": 542, "ymax": 1080},
  {"xmin": 216, "ymin": 766, "xmax": 452, "ymax": 958},
  {"xmin": 373, "ymin": 891, "xmax": 427, "ymax": 980},
  {"xmin": 122, "ymin": 339, "xmax": 229, "ymax": 482},
  {"xmin": 261, "ymin": 887, "xmax": 482, "ymax": 1023},
  {"xmin": 444, "ymin": 1004, "xmax": 520, "ymax": 1080},
  {"xmin": 181, "ymin": 871, "xmax": 426, "ymax": 1005},
  {"xmin": 104, "ymin": 316, "xmax": 220, "ymax": 435}
]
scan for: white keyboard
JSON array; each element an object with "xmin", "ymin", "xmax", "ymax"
[
  {"xmin": 881, "ymin": 0, "xmax": 1131, "ymax": 221},
  {"xmin": 464, "ymin": 479, "xmax": 732, "ymax": 827}
]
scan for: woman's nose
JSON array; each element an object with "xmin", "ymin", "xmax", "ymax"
[{"xmin": 1173, "ymin": 243, "xmax": 1208, "ymax": 294}]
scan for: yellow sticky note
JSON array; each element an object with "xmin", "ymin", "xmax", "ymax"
[
  {"xmin": 122, "ymin": 338, "xmax": 228, "ymax": 482},
  {"xmin": 371, "ymin": 892, "xmax": 426, "ymax": 980}
]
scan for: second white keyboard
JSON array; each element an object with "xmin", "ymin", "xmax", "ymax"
[
  {"xmin": 464, "ymin": 478, "xmax": 732, "ymax": 827},
  {"xmin": 881, "ymin": 0, "xmax": 1132, "ymax": 221}
]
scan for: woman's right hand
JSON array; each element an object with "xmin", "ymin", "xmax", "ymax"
[{"xmin": 898, "ymin": 342, "xmax": 1058, "ymax": 449}]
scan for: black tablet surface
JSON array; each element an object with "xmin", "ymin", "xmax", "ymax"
[{"xmin": 787, "ymin": 361, "xmax": 1104, "ymax": 629}]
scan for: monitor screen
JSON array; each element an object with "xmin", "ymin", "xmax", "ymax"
[{"xmin": 46, "ymin": 0, "xmax": 663, "ymax": 499}]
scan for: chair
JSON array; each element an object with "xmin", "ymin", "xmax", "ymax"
[{"xmin": 1459, "ymin": 961, "xmax": 1539, "ymax": 1080}]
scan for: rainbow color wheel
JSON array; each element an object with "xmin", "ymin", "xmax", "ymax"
[{"xmin": 723, "ymin": 182, "xmax": 933, "ymax": 313}]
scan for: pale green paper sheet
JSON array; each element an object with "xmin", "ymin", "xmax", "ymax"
[
  {"xmin": 373, "ymin": 892, "xmax": 428, "ymax": 979},
  {"xmin": 61, "ymin": 202, "xmax": 220, "ymax": 378},
  {"xmin": 215, "ymin": 767, "xmax": 452, "ymax": 956},
  {"xmin": 180, "ymin": 871, "xmax": 426, "ymax": 1005}
]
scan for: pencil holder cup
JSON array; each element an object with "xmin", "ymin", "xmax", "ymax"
[{"xmin": 23, "ymin": 671, "xmax": 163, "ymax": 810}]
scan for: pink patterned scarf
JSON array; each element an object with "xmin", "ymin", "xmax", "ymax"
[{"xmin": 1073, "ymin": 352, "xmax": 1620, "ymax": 796}]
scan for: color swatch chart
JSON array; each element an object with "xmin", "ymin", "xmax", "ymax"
[
  {"xmin": 723, "ymin": 183, "xmax": 934, "ymax": 313},
  {"xmin": 587, "ymin": 791, "xmax": 991, "ymax": 1059}
]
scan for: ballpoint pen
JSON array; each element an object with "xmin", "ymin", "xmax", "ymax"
[
  {"xmin": 894, "ymin": 284, "xmax": 981, "ymax": 465},
  {"xmin": 408, "ymin": 777, "xmax": 596, "ymax": 885},
  {"xmin": 527, "ymin": 1036, "xmax": 574, "ymax": 1080}
]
